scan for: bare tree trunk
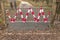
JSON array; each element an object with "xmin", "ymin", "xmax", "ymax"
[
  {"xmin": 50, "ymin": 12, "xmax": 57, "ymax": 26},
  {"xmin": 50, "ymin": 0, "xmax": 56, "ymax": 27},
  {"xmin": 0, "ymin": 2, "xmax": 8, "ymax": 30}
]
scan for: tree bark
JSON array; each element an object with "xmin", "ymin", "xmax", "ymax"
[{"xmin": 50, "ymin": 0, "xmax": 56, "ymax": 27}]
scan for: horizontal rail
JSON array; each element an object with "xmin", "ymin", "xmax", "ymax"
[
  {"xmin": 5, "ymin": 7, "xmax": 52, "ymax": 9},
  {"xmin": 9, "ymin": 21, "xmax": 50, "ymax": 23}
]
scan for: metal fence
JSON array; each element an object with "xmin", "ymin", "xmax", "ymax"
[{"xmin": 5, "ymin": 7, "xmax": 52, "ymax": 31}]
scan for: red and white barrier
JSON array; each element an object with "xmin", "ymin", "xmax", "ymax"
[
  {"xmin": 30, "ymin": 8, "xmax": 37, "ymax": 22},
  {"xmin": 30, "ymin": 8, "xmax": 42, "ymax": 22},
  {"xmin": 6, "ymin": 7, "xmax": 50, "ymax": 23},
  {"xmin": 39, "ymin": 7, "xmax": 48, "ymax": 23},
  {"xmin": 6, "ymin": 9, "xmax": 18, "ymax": 23},
  {"xmin": 18, "ymin": 8, "xmax": 31, "ymax": 23}
]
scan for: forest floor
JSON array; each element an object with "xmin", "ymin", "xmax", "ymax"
[{"xmin": 0, "ymin": 23, "xmax": 60, "ymax": 40}]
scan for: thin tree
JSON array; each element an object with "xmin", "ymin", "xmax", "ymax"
[{"xmin": 50, "ymin": 0, "xmax": 60, "ymax": 27}]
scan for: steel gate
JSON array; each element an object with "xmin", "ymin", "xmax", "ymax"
[{"xmin": 5, "ymin": 7, "xmax": 52, "ymax": 32}]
